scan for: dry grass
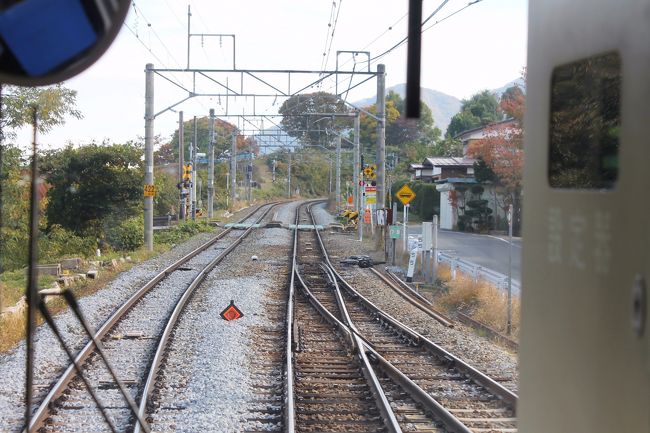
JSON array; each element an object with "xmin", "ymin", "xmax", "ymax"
[
  {"xmin": 0, "ymin": 248, "xmax": 161, "ymax": 354},
  {"xmin": 0, "ymin": 310, "xmax": 26, "ymax": 353},
  {"xmin": 435, "ymin": 264, "xmax": 521, "ymax": 337}
]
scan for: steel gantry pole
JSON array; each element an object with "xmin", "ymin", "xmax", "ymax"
[
  {"xmin": 208, "ymin": 109, "xmax": 215, "ymax": 218},
  {"xmin": 231, "ymin": 132, "xmax": 237, "ymax": 205},
  {"xmin": 178, "ymin": 111, "xmax": 186, "ymax": 221},
  {"xmin": 376, "ymin": 64, "xmax": 386, "ymax": 210},
  {"xmin": 144, "ymin": 63, "xmax": 154, "ymax": 251},
  {"xmin": 191, "ymin": 116, "xmax": 197, "ymax": 220},
  {"xmin": 353, "ymin": 111, "xmax": 360, "ymax": 210},
  {"xmin": 287, "ymin": 152, "xmax": 292, "ymax": 198},
  {"xmin": 336, "ymin": 134, "xmax": 341, "ymax": 209}
]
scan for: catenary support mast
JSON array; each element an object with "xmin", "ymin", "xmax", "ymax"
[{"xmin": 144, "ymin": 63, "xmax": 154, "ymax": 251}]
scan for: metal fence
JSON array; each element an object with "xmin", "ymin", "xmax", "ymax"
[{"xmin": 437, "ymin": 252, "xmax": 521, "ymax": 294}]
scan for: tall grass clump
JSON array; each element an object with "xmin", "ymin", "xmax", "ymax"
[{"xmin": 435, "ymin": 264, "xmax": 521, "ymax": 337}]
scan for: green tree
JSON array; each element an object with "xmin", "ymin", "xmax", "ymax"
[
  {"xmin": 154, "ymin": 170, "xmax": 180, "ymax": 216},
  {"xmin": 0, "ymin": 84, "xmax": 82, "ymax": 140},
  {"xmin": 0, "ymin": 144, "xmax": 31, "ymax": 271},
  {"xmin": 446, "ymin": 90, "xmax": 500, "ymax": 138},
  {"xmin": 385, "ymin": 91, "xmax": 440, "ymax": 145},
  {"xmin": 279, "ymin": 92, "xmax": 349, "ymax": 147},
  {"xmin": 40, "ymin": 143, "xmax": 144, "ymax": 237}
]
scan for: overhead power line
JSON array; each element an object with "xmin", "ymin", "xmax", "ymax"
[{"xmin": 369, "ymin": 0, "xmax": 483, "ymax": 63}]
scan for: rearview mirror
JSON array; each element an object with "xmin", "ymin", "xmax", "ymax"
[{"xmin": 0, "ymin": 0, "xmax": 130, "ymax": 86}]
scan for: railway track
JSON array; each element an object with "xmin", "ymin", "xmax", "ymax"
[
  {"xmin": 24, "ymin": 203, "xmax": 278, "ymax": 433},
  {"xmin": 286, "ymin": 202, "xmax": 430, "ymax": 432},
  {"xmin": 144, "ymin": 203, "xmax": 299, "ymax": 433},
  {"xmin": 292, "ymin": 202, "xmax": 519, "ymax": 433}
]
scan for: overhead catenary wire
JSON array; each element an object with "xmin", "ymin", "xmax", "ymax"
[
  {"xmin": 369, "ymin": 0, "xmax": 483, "ymax": 63},
  {"xmin": 319, "ymin": 1, "xmax": 338, "ymax": 72},
  {"xmin": 323, "ymin": 0, "xmax": 344, "ymax": 71}
]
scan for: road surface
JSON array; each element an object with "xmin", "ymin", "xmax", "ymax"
[{"xmin": 407, "ymin": 225, "xmax": 522, "ymax": 283}]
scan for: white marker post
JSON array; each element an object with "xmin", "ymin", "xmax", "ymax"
[
  {"xmin": 406, "ymin": 245, "xmax": 417, "ymax": 282},
  {"xmin": 403, "ymin": 204, "xmax": 409, "ymax": 252},
  {"xmin": 422, "ymin": 222, "xmax": 433, "ymax": 283},
  {"xmin": 432, "ymin": 215, "xmax": 439, "ymax": 281}
]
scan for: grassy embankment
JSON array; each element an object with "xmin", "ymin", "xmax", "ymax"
[
  {"xmin": 432, "ymin": 264, "xmax": 521, "ymax": 338},
  {"xmin": 0, "ymin": 216, "xmax": 230, "ymax": 353}
]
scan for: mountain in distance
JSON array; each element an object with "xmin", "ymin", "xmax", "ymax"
[
  {"xmin": 492, "ymin": 77, "xmax": 526, "ymax": 96},
  {"xmin": 353, "ymin": 84, "xmax": 461, "ymax": 134},
  {"xmin": 353, "ymin": 79, "xmax": 524, "ymax": 134}
]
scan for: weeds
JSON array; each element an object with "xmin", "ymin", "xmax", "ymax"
[{"xmin": 435, "ymin": 264, "xmax": 521, "ymax": 337}]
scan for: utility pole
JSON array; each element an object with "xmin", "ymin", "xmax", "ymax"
[
  {"xmin": 191, "ymin": 116, "xmax": 197, "ymax": 220},
  {"xmin": 144, "ymin": 63, "xmax": 154, "ymax": 251},
  {"xmin": 376, "ymin": 64, "xmax": 386, "ymax": 255},
  {"xmin": 336, "ymin": 134, "xmax": 341, "ymax": 209},
  {"xmin": 353, "ymin": 111, "xmax": 360, "ymax": 210},
  {"xmin": 376, "ymin": 64, "xmax": 386, "ymax": 209},
  {"xmin": 208, "ymin": 109, "xmax": 215, "ymax": 218},
  {"xmin": 178, "ymin": 111, "xmax": 186, "ymax": 221},
  {"xmin": 230, "ymin": 132, "xmax": 237, "ymax": 205},
  {"xmin": 287, "ymin": 151, "xmax": 292, "ymax": 198},
  {"xmin": 507, "ymin": 204, "xmax": 513, "ymax": 335},
  {"xmin": 247, "ymin": 139, "xmax": 252, "ymax": 202},
  {"xmin": 328, "ymin": 158, "xmax": 332, "ymax": 194}
]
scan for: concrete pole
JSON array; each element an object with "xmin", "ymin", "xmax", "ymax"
[
  {"xmin": 376, "ymin": 64, "xmax": 386, "ymax": 209},
  {"xmin": 328, "ymin": 158, "xmax": 332, "ymax": 194},
  {"xmin": 287, "ymin": 152, "xmax": 292, "ymax": 198},
  {"xmin": 178, "ymin": 111, "xmax": 186, "ymax": 221},
  {"xmin": 376, "ymin": 64, "xmax": 386, "ymax": 254},
  {"xmin": 144, "ymin": 63, "xmax": 154, "ymax": 251},
  {"xmin": 230, "ymin": 132, "xmax": 237, "ymax": 205},
  {"xmin": 507, "ymin": 204, "xmax": 513, "ymax": 335},
  {"xmin": 208, "ymin": 109, "xmax": 215, "ymax": 218},
  {"xmin": 336, "ymin": 134, "xmax": 341, "ymax": 209},
  {"xmin": 353, "ymin": 111, "xmax": 360, "ymax": 210},
  {"xmin": 191, "ymin": 116, "xmax": 197, "ymax": 220}
]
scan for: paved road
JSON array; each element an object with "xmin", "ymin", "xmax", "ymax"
[{"xmin": 407, "ymin": 225, "xmax": 522, "ymax": 283}]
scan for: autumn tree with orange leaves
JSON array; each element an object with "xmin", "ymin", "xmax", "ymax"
[{"xmin": 466, "ymin": 84, "xmax": 525, "ymax": 233}]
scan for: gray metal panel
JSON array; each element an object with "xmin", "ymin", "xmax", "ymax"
[{"xmin": 521, "ymin": 1, "xmax": 649, "ymax": 432}]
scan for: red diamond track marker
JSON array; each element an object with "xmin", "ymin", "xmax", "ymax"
[{"xmin": 220, "ymin": 300, "xmax": 244, "ymax": 321}]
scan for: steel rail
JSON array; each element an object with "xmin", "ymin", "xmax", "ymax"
[
  {"xmin": 364, "ymin": 345, "xmax": 473, "ymax": 433},
  {"xmin": 26, "ymin": 203, "xmax": 269, "ymax": 432},
  {"xmin": 134, "ymin": 202, "xmax": 279, "ymax": 433},
  {"xmin": 307, "ymin": 204, "xmax": 519, "ymax": 409},
  {"xmin": 282, "ymin": 202, "xmax": 300, "ymax": 433},
  {"xmin": 455, "ymin": 310, "xmax": 519, "ymax": 351},
  {"xmin": 319, "ymin": 264, "xmax": 402, "ymax": 433},
  {"xmin": 322, "ymin": 261, "xmax": 475, "ymax": 433},
  {"xmin": 292, "ymin": 201, "xmax": 401, "ymax": 433},
  {"xmin": 293, "ymin": 268, "xmax": 401, "ymax": 433},
  {"xmin": 322, "ymin": 263, "xmax": 474, "ymax": 433},
  {"xmin": 369, "ymin": 267, "xmax": 454, "ymax": 327}
]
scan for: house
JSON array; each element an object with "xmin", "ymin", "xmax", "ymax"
[
  {"xmin": 454, "ymin": 118, "xmax": 519, "ymax": 155},
  {"xmin": 436, "ymin": 178, "xmax": 507, "ymax": 231},
  {"xmin": 408, "ymin": 157, "xmax": 476, "ymax": 183}
]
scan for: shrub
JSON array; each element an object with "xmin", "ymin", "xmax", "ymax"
[
  {"xmin": 40, "ymin": 225, "xmax": 96, "ymax": 261},
  {"xmin": 105, "ymin": 217, "xmax": 144, "ymax": 251}
]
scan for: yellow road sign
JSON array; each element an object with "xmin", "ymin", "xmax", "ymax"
[{"xmin": 396, "ymin": 184, "xmax": 415, "ymax": 205}]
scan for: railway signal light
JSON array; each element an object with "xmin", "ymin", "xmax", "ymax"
[{"xmin": 183, "ymin": 164, "xmax": 192, "ymax": 181}]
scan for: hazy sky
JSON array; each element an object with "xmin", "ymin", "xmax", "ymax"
[{"xmin": 17, "ymin": 0, "xmax": 528, "ymax": 149}]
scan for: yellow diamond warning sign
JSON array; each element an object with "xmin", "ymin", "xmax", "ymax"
[{"xmin": 396, "ymin": 184, "xmax": 416, "ymax": 206}]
